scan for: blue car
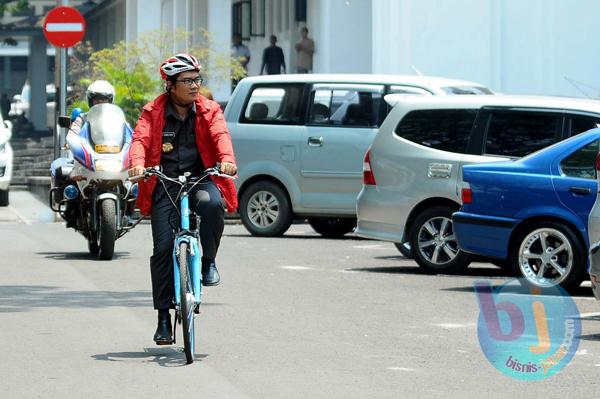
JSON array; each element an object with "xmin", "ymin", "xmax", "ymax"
[{"xmin": 453, "ymin": 128, "xmax": 600, "ymax": 289}]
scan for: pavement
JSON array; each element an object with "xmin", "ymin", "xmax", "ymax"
[{"xmin": 2, "ymin": 198, "xmax": 600, "ymax": 398}]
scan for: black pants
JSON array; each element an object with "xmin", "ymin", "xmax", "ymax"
[{"xmin": 150, "ymin": 181, "xmax": 225, "ymax": 310}]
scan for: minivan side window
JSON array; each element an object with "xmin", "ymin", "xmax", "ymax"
[
  {"xmin": 484, "ymin": 111, "xmax": 562, "ymax": 157},
  {"xmin": 560, "ymin": 139, "xmax": 599, "ymax": 179},
  {"xmin": 394, "ymin": 109, "xmax": 477, "ymax": 153},
  {"xmin": 241, "ymin": 85, "xmax": 304, "ymax": 125},
  {"xmin": 308, "ymin": 87, "xmax": 383, "ymax": 128},
  {"xmin": 569, "ymin": 116, "xmax": 600, "ymax": 136}
]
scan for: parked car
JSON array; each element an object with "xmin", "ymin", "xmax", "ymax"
[
  {"xmin": 0, "ymin": 111, "xmax": 13, "ymax": 206},
  {"xmin": 224, "ymin": 74, "xmax": 493, "ymax": 237},
  {"xmin": 453, "ymin": 128, "xmax": 600, "ymax": 290},
  {"xmin": 9, "ymin": 82, "xmax": 70, "ymax": 129},
  {"xmin": 587, "ymin": 152, "xmax": 600, "ymax": 298},
  {"xmin": 355, "ymin": 95, "xmax": 600, "ymax": 274}
]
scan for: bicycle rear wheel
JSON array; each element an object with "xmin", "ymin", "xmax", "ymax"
[{"xmin": 178, "ymin": 241, "xmax": 195, "ymax": 364}]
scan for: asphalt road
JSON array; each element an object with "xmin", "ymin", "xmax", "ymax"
[{"xmin": 2, "ymin": 194, "xmax": 600, "ymax": 398}]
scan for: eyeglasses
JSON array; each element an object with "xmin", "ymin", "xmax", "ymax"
[{"xmin": 175, "ymin": 77, "xmax": 203, "ymax": 87}]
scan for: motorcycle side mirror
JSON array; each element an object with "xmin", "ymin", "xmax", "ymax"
[{"xmin": 58, "ymin": 116, "xmax": 71, "ymax": 128}]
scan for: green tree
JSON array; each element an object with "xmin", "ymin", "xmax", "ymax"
[{"xmin": 68, "ymin": 29, "xmax": 246, "ymax": 125}]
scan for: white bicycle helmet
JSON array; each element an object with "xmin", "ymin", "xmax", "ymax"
[
  {"xmin": 86, "ymin": 80, "xmax": 115, "ymax": 107},
  {"xmin": 160, "ymin": 53, "xmax": 201, "ymax": 80}
]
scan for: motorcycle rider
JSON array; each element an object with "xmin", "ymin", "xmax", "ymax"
[
  {"xmin": 50, "ymin": 80, "xmax": 117, "ymax": 225},
  {"xmin": 128, "ymin": 53, "xmax": 238, "ymax": 345},
  {"xmin": 68, "ymin": 80, "xmax": 115, "ymax": 137}
]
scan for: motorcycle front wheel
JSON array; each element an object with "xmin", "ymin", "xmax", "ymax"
[{"xmin": 98, "ymin": 199, "xmax": 117, "ymax": 260}]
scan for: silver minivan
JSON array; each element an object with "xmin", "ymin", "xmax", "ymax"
[
  {"xmin": 224, "ymin": 74, "xmax": 492, "ymax": 237},
  {"xmin": 356, "ymin": 95, "xmax": 600, "ymax": 273}
]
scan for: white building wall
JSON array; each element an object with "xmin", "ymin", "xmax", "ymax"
[
  {"xmin": 372, "ymin": 0, "xmax": 600, "ymax": 97},
  {"xmin": 308, "ymin": 0, "xmax": 372, "ymax": 74}
]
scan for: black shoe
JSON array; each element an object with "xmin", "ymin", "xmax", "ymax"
[
  {"xmin": 202, "ymin": 261, "xmax": 220, "ymax": 286},
  {"xmin": 153, "ymin": 312, "xmax": 173, "ymax": 345}
]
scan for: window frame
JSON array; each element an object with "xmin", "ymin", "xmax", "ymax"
[
  {"xmin": 239, "ymin": 83, "xmax": 309, "ymax": 126},
  {"xmin": 306, "ymin": 83, "xmax": 385, "ymax": 129},
  {"xmin": 393, "ymin": 108, "xmax": 480, "ymax": 154},
  {"xmin": 478, "ymin": 107, "xmax": 566, "ymax": 158},
  {"xmin": 559, "ymin": 138, "xmax": 600, "ymax": 180}
]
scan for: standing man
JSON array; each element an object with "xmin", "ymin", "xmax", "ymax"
[
  {"xmin": 260, "ymin": 35, "xmax": 286, "ymax": 75},
  {"xmin": 128, "ymin": 53, "xmax": 238, "ymax": 345},
  {"xmin": 295, "ymin": 27, "xmax": 315, "ymax": 73},
  {"xmin": 231, "ymin": 32, "xmax": 251, "ymax": 90}
]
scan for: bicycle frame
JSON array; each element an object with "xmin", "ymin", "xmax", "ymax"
[{"xmin": 173, "ymin": 191, "xmax": 202, "ymax": 307}]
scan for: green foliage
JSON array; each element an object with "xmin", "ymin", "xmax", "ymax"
[
  {"xmin": 68, "ymin": 29, "xmax": 246, "ymax": 125},
  {"xmin": 0, "ymin": 0, "xmax": 29, "ymax": 15}
]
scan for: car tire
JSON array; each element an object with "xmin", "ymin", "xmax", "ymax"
[
  {"xmin": 510, "ymin": 222, "xmax": 585, "ymax": 290},
  {"xmin": 409, "ymin": 205, "xmax": 471, "ymax": 274},
  {"xmin": 239, "ymin": 181, "xmax": 293, "ymax": 237},
  {"xmin": 394, "ymin": 242, "xmax": 413, "ymax": 259},
  {"xmin": 0, "ymin": 188, "xmax": 8, "ymax": 207},
  {"xmin": 307, "ymin": 217, "xmax": 355, "ymax": 238}
]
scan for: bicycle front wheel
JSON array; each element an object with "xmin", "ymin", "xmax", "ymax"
[{"xmin": 178, "ymin": 241, "xmax": 195, "ymax": 364}]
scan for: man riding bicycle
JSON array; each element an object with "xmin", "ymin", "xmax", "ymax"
[{"xmin": 128, "ymin": 53, "xmax": 238, "ymax": 345}]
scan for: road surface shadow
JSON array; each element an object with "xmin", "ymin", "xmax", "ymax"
[
  {"xmin": 224, "ymin": 233, "xmax": 369, "ymax": 241},
  {"xmin": 441, "ymin": 283, "xmax": 593, "ymax": 298},
  {"xmin": 347, "ymin": 265, "xmax": 507, "ymax": 278},
  {"xmin": 36, "ymin": 251, "xmax": 132, "ymax": 261},
  {"xmin": 92, "ymin": 347, "xmax": 208, "ymax": 367},
  {"xmin": 0, "ymin": 285, "xmax": 152, "ymax": 312}
]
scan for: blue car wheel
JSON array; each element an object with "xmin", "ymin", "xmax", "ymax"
[{"xmin": 511, "ymin": 222, "xmax": 585, "ymax": 290}]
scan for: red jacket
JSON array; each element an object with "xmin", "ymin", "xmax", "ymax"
[{"xmin": 129, "ymin": 93, "xmax": 238, "ymax": 215}]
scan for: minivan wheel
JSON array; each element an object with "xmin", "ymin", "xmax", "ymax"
[
  {"xmin": 511, "ymin": 222, "xmax": 585, "ymax": 290},
  {"xmin": 394, "ymin": 242, "xmax": 413, "ymax": 259},
  {"xmin": 239, "ymin": 181, "xmax": 293, "ymax": 237},
  {"xmin": 307, "ymin": 217, "xmax": 355, "ymax": 238},
  {"xmin": 409, "ymin": 205, "xmax": 471, "ymax": 274}
]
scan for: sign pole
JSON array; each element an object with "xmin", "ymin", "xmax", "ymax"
[{"xmin": 59, "ymin": 47, "xmax": 67, "ymax": 157}]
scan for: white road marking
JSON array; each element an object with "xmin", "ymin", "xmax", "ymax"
[
  {"xmin": 387, "ymin": 367, "xmax": 416, "ymax": 372},
  {"xmin": 352, "ymin": 244, "xmax": 387, "ymax": 249},
  {"xmin": 576, "ymin": 349, "xmax": 589, "ymax": 356},
  {"xmin": 435, "ymin": 323, "xmax": 475, "ymax": 329},
  {"xmin": 280, "ymin": 266, "xmax": 313, "ymax": 270},
  {"xmin": 577, "ymin": 312, "xmax": 600, "ymax": 318}
]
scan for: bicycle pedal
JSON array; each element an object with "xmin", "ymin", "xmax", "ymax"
[{"xmin": 194, "ymin": 304, "xmax": 200, "ymax": 314}]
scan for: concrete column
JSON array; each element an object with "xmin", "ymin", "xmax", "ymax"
[
  {"xmin": 29, "ymin": 35, "xmax": 48, "ymax": 131},
  {"xmin": 207, "ymin": 0, "xmax": 231, "ymax": 101}
]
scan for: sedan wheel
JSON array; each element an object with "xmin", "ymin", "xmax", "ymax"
[
  {"xmin": 513, "ymin": 223, "xmax": 584, "ymax": 289},
  {"xmin": 409, "ymin": 205, "xmax": 471, "ymax": 274}
]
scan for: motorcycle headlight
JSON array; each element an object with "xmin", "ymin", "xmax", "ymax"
[{"xmin": 95, "ymin": 159, "xmax": 124, "ymax": 172}]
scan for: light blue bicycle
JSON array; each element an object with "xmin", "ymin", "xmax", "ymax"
[{"xmin": 142, "ymin": 164, "xmax": 232, "ymax": 364}]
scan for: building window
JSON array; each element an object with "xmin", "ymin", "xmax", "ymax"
[
  {"xmin": 251, "ymin": 0, "xmax": 265, "ymax": 36},
  {"xmin": 233, "ymin": 1, "xmax": 251, "ymax": 40},
  {"xmin": 295, "ymin": 0, "xmax": 306, "ymax": 22}
]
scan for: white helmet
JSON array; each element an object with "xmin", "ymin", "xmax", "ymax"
[
  {"xmin": 160, "ymin": 53, "xmax": 201, "ymax": 80},
  {"xmin": 86, "ymin": 80, "xmax": 115, "ymax": 107}
]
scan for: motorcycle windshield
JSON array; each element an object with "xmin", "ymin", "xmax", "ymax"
[{"xmin": 87, "ymin": 103, "xmax": 126, "ymax": 153}]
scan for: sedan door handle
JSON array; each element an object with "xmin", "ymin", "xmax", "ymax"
[
  {"xmin": 569, "ymin": 186, "xmax": 592, "ymax": 195},
  {"xmin": 308, "ymin": 136, "xmax": 323, "ymax": 147}
]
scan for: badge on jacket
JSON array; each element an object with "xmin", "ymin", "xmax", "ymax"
[{"xmin": 162, "ymin": 131, "xmax": 175, "ymax": 153}]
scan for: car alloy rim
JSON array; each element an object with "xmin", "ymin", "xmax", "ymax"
[
  {"xmin": 247, "ymin": 190, "xmax": 280, "ymax": 228},
  {"xmin": 518, "ymin": 228, "xmax": 573, "ymax": 287},
  {"xmin": 417, "ymin": 216, "xmax": 458, "ymax": 265}
]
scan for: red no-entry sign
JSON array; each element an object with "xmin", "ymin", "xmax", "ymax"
[{"xmin": 43, "ymin": 6, "xmax": 86, "ymax": 48}]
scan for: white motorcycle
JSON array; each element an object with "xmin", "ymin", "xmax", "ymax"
[{"xmin": 50, "ymin": 103, "xmax": 138, "ymax": 260}]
